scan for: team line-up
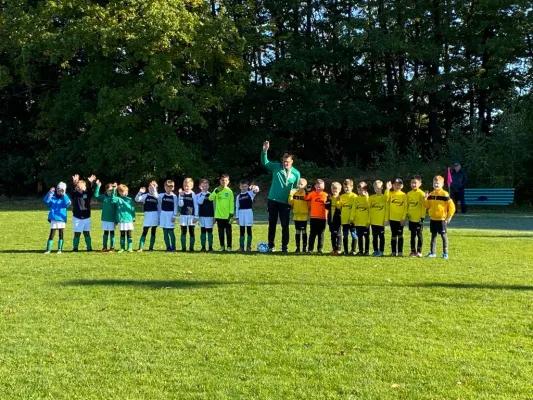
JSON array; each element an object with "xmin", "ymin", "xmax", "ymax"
[{"xmin": 44, "ymin": 151, "xmax": 455, "ymax": 259}]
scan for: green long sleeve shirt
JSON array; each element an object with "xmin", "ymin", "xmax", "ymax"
[
  {"xmin": 208, "ymin": 187, "xmax": 234, "ymax": 219},
  {"xmin": 111, "ymin": 192, "xmax": 136, "ymax": 223},
  {"xmin": 94, "ymin": 185, "xmax": 118, "ymax": 223},
  {"xmin": 261, "ymin": 151, "xmax": 300, "ymax": 204}
]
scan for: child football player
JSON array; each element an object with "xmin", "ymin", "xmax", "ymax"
[
  {"xmin": 425, "ymin": 175, "xmax": 456, "ymax": 259},
  {"xmin": 235, "ymin": 180, "xmax": 260, "ymax": 252},
  {"xmin": 94, "ymin": 180, "xmax": 118, "ymax": 252},
  {"xmin": 385, "ymin": 178, "xmax": 408, "ymax": 256},
  {"xmin": 158, "ymin": 180, "xmax": 179, "ymax": 252},
  {"xmin": 71, "ymin": 173, "xmax": 96, "ymax": 252},
  {"xmin": 44, "ymin": 182, "xmax": 71, "ymax": 254},
  {"xmin": 369, "ymin": 180, "xmax": 390, "ymax": 256},
  {"xmin": 196, "ymin": 179, "xmax": 215, "ymax": 252},
  {"xmin": 112, "ymin": 184, "xmax": 136, "ymax": 253},
  {"xmin": 135, "ymin": 181, "xmax": 159, "ymax": 252},
  {"xmin": 209, "ymin": 174, "xmax": 234, "ymax": 251},
  {"xmin": 353, "ymin": 181, "xmax": 370, "ymax": 256},
  {"xmin": 307, "ymin": 179, "xmax": 329, "ymax": 254},
  {"xmin": 289, "ymin": 178, "xmax": 310, "ymax": 253},
  {"xmin": 178, "ymin": 178, "xmax": 199, "ymax": 252},
  {"xmin": 340, "ymin": 179, "xmax": 357, "ymax": 255},
  {"xmin": 328, "ymin": 182, "xmax": 342, "ymax": 255},
  {"xmin": 407, "ymin": 176, "xmax": 426, "ymax": 257}
]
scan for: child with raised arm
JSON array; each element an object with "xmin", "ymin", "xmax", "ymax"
[
  {"xmin": 289, "ymin": 178, "xmax": 309, "ymax": 253},
  {"xmin": 369, "ymin": 180, "xmax": 391, "ymax": 257},
  {"xmin": 94, "ymin": 180, "xmax": 118, "ymax": 252},
  {"xmin": 112, "ymin": 184, "xmax": 136, "ymax": 253},
  {"xmin": 178, "ymin": 178, "xmax": 199, "ymax": 252},
  {"xmin": 425, "ymin": 175, "xmax": 456, "ymax": 259},
  {"xmin": 407, "ymin": 176, "xmax": 426, "ymax": 257},
  {"xmin": 339, "ymin": 179, "xmax": 357, "ymax": 255},
  {"xmin": 307, "ymin": 179, "xmax": 329, "ymax": 254},
  {"xmin": 71, "ymin": 173, "xmax": 96, "ymax": 252},
  {"xmin": 209, "ymin": 174, "xmax": 234, "ymax": 251},
  {"xmin": 44, "ymin": 182, "xmax": 71, "ymax": 254},
  {"xmin": 385, "ymin": 178, "xmax": 408, "ymax": 257},
  {"xmin": 235, "ymin": 180, "xmax": 260, "ymax": 252},
  {"xmin": 328, "ymin": 182, "xmax": 342, "ymax": 255},
  {"xmin": 352, "ymin": 181, "xmax": 370, "ymax": 256},
  {"xmin": 135, "ymin": 181, "xmax": 159, "ymax": 252},
  {"xmin": 158, "ymin": 180, "xmax": 179, "ymax": 252},
  {"xmin": 195, "ymin": 179, "xmax": 215, "ymax": 252}
]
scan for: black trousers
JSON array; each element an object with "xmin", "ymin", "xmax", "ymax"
[
  {"xmin": 216, "ymin": 219, "xmax": 232, "ymax": 248},
  {"xmin": 355, "ymin": 226, "xmax": 369, "ymax": 253},
  {"xmin": 389, "ymin": 220, "xmax": 404, "ymax": 253},
  {"xmin": 451, "ymin": 189, "xmax": 467, "ymax": 214},
  {"xmin": 308, "ymin": 218, "xmax": 326, "ymax": 251},
  {"xmin": 409, "ymin": 221, "xmax": 423, "ymax": 252},
  {"xmin": 267, "ymin": 199, "xmax": 291, "ymax": 250},
  {"xmin": 371, "ymin": 225, "xmax": 385, "ymax": 252}
]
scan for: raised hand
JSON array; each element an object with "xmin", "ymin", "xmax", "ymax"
[
  {"xmin": 263, "ymin": 140, "xmax": 270, "ymax": 152},
  {"xmin": 139, "ymin": 187, "xmax": 147, "ymax": 194},
  {"xmin": 50, "ymin": 187, "xmax": 55, "ymax": 192},
  {"xmin": 96, "ymin": 179, "xmax": 101, "ymax": 186},
  {"xmin": 87, "ymin": 174, "xmax": 96, "ymax": 183},
  {"xmin": 386, "ymin": 181, "xmax": 392, "ymax": 190},
  {"xmin": 150, "ymin": 180, "xmax": 158, "ymax": 188},
  {"xmin": 424, "ymin": 190, "xmax": 429, "ymax": 199},
  {"xmin": 72, "ymin": 174, "xmax": 79, "ymax": 184},
  {"xmin": 178, "ymin": 188, "xmax": 183, "ymax": 195},
  {"xmin": 113, "ymin": 182, "xmax": 118, "ymax": 188}
]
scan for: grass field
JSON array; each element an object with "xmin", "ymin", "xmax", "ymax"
[{"xmin": 1, "ymin": 205, "xmax": 533, "ymax": 399}]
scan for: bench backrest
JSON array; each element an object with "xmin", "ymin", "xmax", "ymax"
[{"xmin": 464, "ymin": 188, "xmax": 515, "ymax": 206}]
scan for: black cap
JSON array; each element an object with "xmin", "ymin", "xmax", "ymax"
[{"xmin": 393, "ymin": 178, "xmax": 403, "ymax": 184}]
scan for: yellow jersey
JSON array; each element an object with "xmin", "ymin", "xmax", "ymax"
[
  {"xmin": 339, "ymin": 192, "xmax": 357, "ymax": 225},
  {"xmin": 369, "ymin": 192, "xmax": 389, "ymax": 226},
  {"xmin": 289, "ymin": 189, "xmax": 309, "ymax": 221},
  {"xmin": 425, "ymin": 189, "xmax": 456, "ymax": 221},
  {"xmin": 387, "ymin": 190, "xmax": 408, "ymax": 222},
  {"xmin": 407, "ymin": 189, "xmax": 426, "ymax": 222},
  {"xmin": 352, "ymin": 194, "xmax": 370, "ymax": 227}
]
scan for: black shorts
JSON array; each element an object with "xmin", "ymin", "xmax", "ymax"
[
  {"xmin": 389, "ymin": 220, "xmax": 404, "ymax": 235},
  {"xmin": 294, "ymin": 220, "xmax": 308, "ymax": 230},
  {"xmin": 430, "ymin": 220, "xmax": 447, "ymax": 234},
  {"xmin": 408, "ymin": 220, "xmax": 423, "ymax": 232}
]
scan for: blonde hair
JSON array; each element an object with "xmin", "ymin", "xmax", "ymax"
[
  {"xmin": 358, "ymin": 181, "xmax": 368, "ymax": 192},
  {"xmin": 316, "ymin": 179, "xmax": 325, "ymax": 185},
  {"xmin": 183, "ymin": 178, "xmax": 194, "ymax": 187},
  {"xmin": 299, "ymin": 178, "xmax": 307, "ymax": 186},
  {"xmin": 331, "ymin": 182, "xmax": 341, "ymax": 190},
  {"xmin": 165, "ymin": 180, "xmax": 175, "ymax": 187},
  {"xmin": 77, "ymin": 180, "xmax": 87, "ymax": 189},
  {"xmin": 343, "ymin": 179, "xmax": 353, "ymax": 186},
  {"xmin": 118, "ymin": 184, "xmax": 128, "ymax": 196},
  {"xmin": 434, "ymin": 175, "xmax": 444, "ymax": 184},
  {"xmin": 373, "ymin": 180, "xmax": 383, "ymax": 188}
]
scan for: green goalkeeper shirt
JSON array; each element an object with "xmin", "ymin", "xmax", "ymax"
[
  {"xmin": 94, "ymin": 185, "xmax": 118, "ymax": 223},
  {"xmin": 261, "ymin": 151, "xmax": 300, "ymax": 204},
  {"xmin": 208, "ymin": 187, "xmax": 234, "ymax": 219}
]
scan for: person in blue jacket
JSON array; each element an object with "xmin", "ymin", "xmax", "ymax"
[{"xmin": 44, "ymin": 182, "xmax": 71, "ymax": 254}]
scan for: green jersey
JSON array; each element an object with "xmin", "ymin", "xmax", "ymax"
[
  {"xmin": 208, "ymin": 187, "xmax": 234, "ymax": 219},
  {"xmin": 111, "ymin": 192, "xmax": 136, "ymax": 223},
  {"xmin": 94, "ymin": 185, "xmax": 117, "ymax": 223},
  {"xmin": 261, "ymin": 151, "xmax": 300, "ymax": 204}
]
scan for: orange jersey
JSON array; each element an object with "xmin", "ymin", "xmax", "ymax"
[{"xmin": 307, "ymin": 191, "xmax": 329, "ymax": 219}]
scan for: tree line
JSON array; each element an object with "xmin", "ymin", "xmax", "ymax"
[{"xmin": 1, "ymin": 0, "xmax": 532, "ymax": 202}]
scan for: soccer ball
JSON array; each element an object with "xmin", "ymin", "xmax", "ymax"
[{"xmin": 257, "ymin": 242, "xmax": 269, "ymax": 253}]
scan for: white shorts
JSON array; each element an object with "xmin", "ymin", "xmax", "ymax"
[
  {"xmin": 180, "ymin": 215, "xmax": 197, "ymax": 227},
  {"xmin": 143, "ymin": 211, "xmax": 159, "ymax": 227},
  {"xmin": 238, "ymin": 209, "xmax": 254, "ymax": 227},
  {"xmin": 159, "ymin": 211, "xmax": 176, "ymax": 229},
  {"xmin": 119, "ymin": 222, "xmax": 134, "ymax": 231},
  {"xmin": 50, "ymin": 220, "xmax": 66, "ymax": 229},
  {"xmin": 199, "ymin": 217, "xmax": 214, "ymax": 229},
  {"xmin": 101, "ymin": 221, "xmax": 115, "ymax": 231},
  {"xmin": 72, "ymin": 217, "xmax": 91, "ymax": 233}
]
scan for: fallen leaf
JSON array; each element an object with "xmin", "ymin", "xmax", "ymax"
[{"xmin": 49, "ymin": 352, "xmax": 55, "ymax": 358}]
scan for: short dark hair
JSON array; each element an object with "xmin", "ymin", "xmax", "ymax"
[
  {"xmin": 282, "ymin": 153, "xmax": 294, "ymax": 161},
  {"xmin": 220, "ymin": 174, "xmax": 230, "ymax": 180},
  {"xmin": 199, "ymin": 178, "xmax": 209, "ymax": 185},
  {"xmin": 412, "ymin": 175, "xmax": 422, "ymax": 182},
  {"xmin": 239, "ymin": 179, "xmax": 249, "ymax": 185}
]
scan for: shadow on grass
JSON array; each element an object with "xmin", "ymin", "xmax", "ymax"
[
  {"xmin": 0, "ymin": 250, "xmax": 49, "ymax": 254},
  {"xmin": 62, "ymin": 279, "xmax": 228, "ymax": 290},
  {"xmin": 61, "ymin": 279, "xmax": 533, "ymax": 292},
  {"xmin": 403, "ymin": 282, "xmax": 533, "ymax": 291}
]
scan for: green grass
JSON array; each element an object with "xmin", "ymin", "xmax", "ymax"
[{"xmin": 1, "ymin": 207, "xmax": 533, "ymax": 399}]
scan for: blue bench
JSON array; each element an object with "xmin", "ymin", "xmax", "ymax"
[{"xmin": 464, "ymin": 188, "xmax": 515, "ymax": 206}]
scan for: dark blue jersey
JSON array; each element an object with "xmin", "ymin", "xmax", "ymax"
[
  {"xmin": 144, "ymin": 194, "xmax": 158, "ymax": 212},
  {"xmin": 180, "ymin": 192, "xmax": 195, "ymax": 216},
  {"xmin": 161, "ymin": 194, "xmax": 176, "ymax": 213},
  {"xmin": 197, "ymin": 192, "xmax": 214, "ymax": 217}
]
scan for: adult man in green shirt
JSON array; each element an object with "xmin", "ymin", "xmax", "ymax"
[{"xmin": 261, "ymin": 140, "xmax": 300, "ymax": 252}]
